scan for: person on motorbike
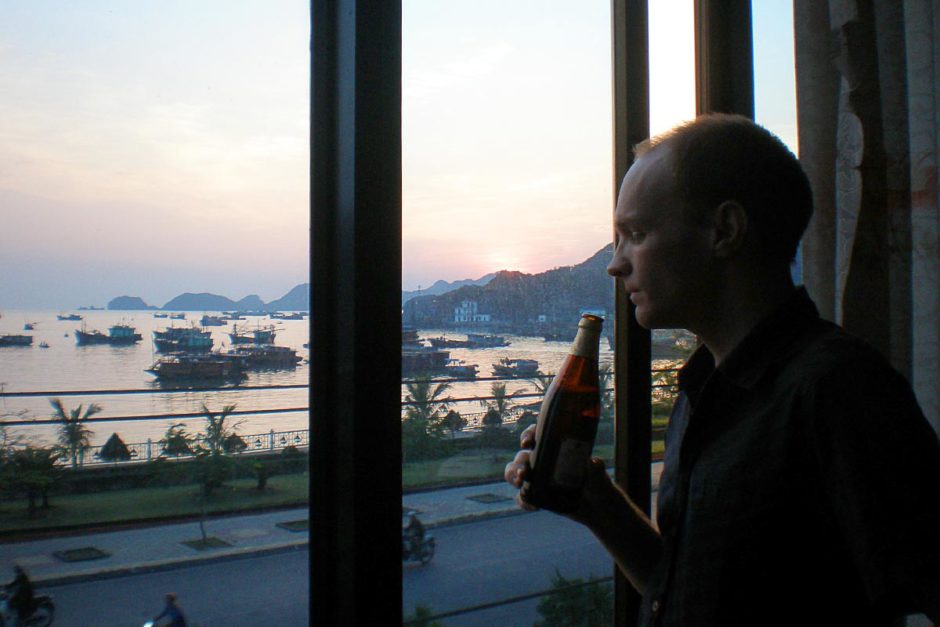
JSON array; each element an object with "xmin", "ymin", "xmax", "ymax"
[
  {"xmin": 153, "ymin": 592, "xmax": 187, "ymax": 627},
  {"xmin": 7, "ymin": 565, "xmax": 34, "ymax": 626},
  {"xmin": 405, "ymin": 513, "xmax": 425, "ymax": 555}
]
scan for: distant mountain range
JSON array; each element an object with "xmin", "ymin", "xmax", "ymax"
[
  {"xmin": 401, "ymin": 274, "xmax": 496, "ymax": 305},
  {"xmin": 107, "ymin": 284, "xmax": 310, "ymax": 312},
  {"xmin": 402, "ymin": 244, "xmax": 615, "ymax": 333}
]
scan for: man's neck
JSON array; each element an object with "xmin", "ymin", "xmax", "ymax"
[{"xmin": 695, "ymin": 272, "xmax": 797, "ymax": 366}]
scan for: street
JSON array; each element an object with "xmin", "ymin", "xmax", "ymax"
[
  {"xmin": 46, "ymin": 511, "xmax": 610, "ymax": 626},
  {"xmin": 46, "ymin": 549, "xmax": 309, "ymax": 627}
]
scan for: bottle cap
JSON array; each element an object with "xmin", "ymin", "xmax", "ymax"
[{"xmin": 578, "ymin": 314, "xmax": 604, "ymax": 330}]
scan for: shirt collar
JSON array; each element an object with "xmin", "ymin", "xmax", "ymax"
[{"xmin": 678, "ymin": 287, "xmax": 821, "ymax": 393}]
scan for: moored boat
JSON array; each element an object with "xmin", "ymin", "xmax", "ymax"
[
  {"xmin": 146, "ymin": 353, "xmax": 244, "ymax": 381},
  {"xmin": 229, "ymin": 324, "xmax": 277, "ymax": 345},
  {"xmin": 491, "ymin": 358, "xmax": 540, "ymax": 378},
  {"xmin": 153, "ymin": 326, "xmax": 213, "ymax": 353},
  {"xmin": 0, "ymin": 334, "xmax": 33, "ymax": 347},
  {"xmin": 223, "ymin": 344, "xmax": 302, "ymax": 369},
  {"xmin": 200, "ymin": 315, "xmax": 226, "ymax": 327},
  {"xmin": 76, "ymin": 324, "xmax": 143, "ymax": 346},
  {"xmin": 402, "ymin": 347, "xmax": 450, "ymax": 376},
  {"xmin": 443, "ymin": 359, "xmax": 479, "ymax": 378},
  {"xmin": 465, "ymin": 333, "xmax": 510, "ymax": 348}
]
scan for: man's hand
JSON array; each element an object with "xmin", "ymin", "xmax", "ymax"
[
  {"xmin": 503, "ymin": 424, "xmax": 538, "ymax": 511},
  {"xmin": 504, "ymin": 423, "xmax": 662, "ymax": 594},
  {"xmin": 502, "ymin": 424, "xmax": 616, "ymax": 523}
]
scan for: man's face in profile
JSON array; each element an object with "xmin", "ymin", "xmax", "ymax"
[{"xmin": 607, "ymin": 147, "xmax": 716, "ymax": 332}]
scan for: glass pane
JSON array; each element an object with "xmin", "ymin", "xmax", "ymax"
[
  {"xmin": 649, "ymin": 0, "xmax": 696, "ymax": 137},
  {"xmin": 402, "ymin": 1, "xmax": 614, "ymax": 624},
  {"xmin": 0, "ymin": 2, "xmax": 310, "ymax": 625},
  {"xmin": 752, "ymin": 0, "xmax": 801, "ymax": 284}
]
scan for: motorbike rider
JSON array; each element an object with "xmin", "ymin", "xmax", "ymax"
[
  {"xmin": 153, "ymin": 592, "xmax": 188, "ymax": 627},
  {"xmin": 405, "ymin": 513, "xmax": 426, "ymax": 555},
  {"xmin": 6, "ymin": 565, "xmax": 34, "ymax": 625}
]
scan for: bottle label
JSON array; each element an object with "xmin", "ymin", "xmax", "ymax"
[{"xmin": 552, "ymin": 438, "xmax": 591, "ymax": 488}]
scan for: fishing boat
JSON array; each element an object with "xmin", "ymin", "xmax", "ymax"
[
  {"xmin": 465, "ymin": 333, "xmax": 510, "ymax": 348},
  {"xmin": 200, "ymin": 314, "xmax": 226, "ymax": 327},
  {"xmin": 223, "ymin": 344, "xmax": 302, "ymax": 369},
  {"xmin": 146, "ymin": 353, "xmax": 244, "ymax": 381},
  {"xmin": 401, "ymin": 347, "xmax": 450, "ymax": 376},
  {"xmin": 153, "ymin": 326, "xmax": 213, "ymax": 353},
  {"xmin": 0, "ymin": 334, "xmax": 33, "ymax": 347},
  {"xmin": 443, "ymin": 359, "xmax": 479, "ymax": 378},
  {"xmin": 75, "ymin": 323, "xmax": 143, "ymax": 346},
  {"xmin": 38, "ymin": 341, "xmax": 50, "ymax": 348},
  {"xmin": 228, "ymin": 324, "xmax": 277, "ymax": 345},
  {"xmin": 56, "ymin": 313, "xmax": 83, "ymax": 321},
  {"xmin": 491, "ymin": 358, "xmax": 540, "ymax": 378},
  {"xmin": 402, "ymin": 326, "xmax": 425, "ymax": 350}
]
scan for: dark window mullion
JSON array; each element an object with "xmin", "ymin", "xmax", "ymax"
[
  {"xmin": 311, "ymin": 1, "xmax": 403, "ymax": 623},
  {"xmin": 611, "ymin": 1, "xmax": 651, "ymax": 625}
]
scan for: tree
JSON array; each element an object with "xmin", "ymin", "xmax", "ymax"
[
  {"xmin": 160, "ymin": 423, "xmax": 194, "ymax": 457},
  {"xmin": 5, "ymin": 446, "xmax": 61, "ymax": 517},
  {"xmin": 442, "ymin": 410, "xmax": 466, "ymax": 439},
  {"xmin": 402, "ymin": 377, "xmax": 452, "ymax": 461},
  {"xmin": 99, "ymin": 432, "xmax": 132, "ymax": 462},
  {"xmin": 515, "ymin": 410, "xmax": 537, "ymax": 436},
  {"xmin": 50, "ymin": 397, "xmax": 101, "ymax": 469},
  {"xmin": 479, "ymin": 382, "xmax": 516, "ymax": 426},
  {"xmin": 194, "ymin": 404, "xmax": 241, "ymax": 497},
  {"xmin": 535, "ymin": 570, "xmax": 613, "ymax": 627}
]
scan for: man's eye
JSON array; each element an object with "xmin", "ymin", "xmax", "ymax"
[{"xmin": 628, "ymin": 231, "xmax": 645, "ymax": 244}]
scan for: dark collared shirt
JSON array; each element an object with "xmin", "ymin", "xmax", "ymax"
[{"xmin": 640, "ymin": 289, "xmax": 940, "ymax": 626}]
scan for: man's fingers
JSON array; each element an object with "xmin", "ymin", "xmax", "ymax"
[
  {"xmin": 503, "ymin": 449, "xmax": 531, "ymax": 487},
  {"xmin": 520, "ymin": 424, "xmax": 537, "ymax": 449}
]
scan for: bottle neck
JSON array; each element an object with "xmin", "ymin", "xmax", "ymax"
[{"xmin": 570, "ymin": 327, "xmax": 601, "ymax": 359}]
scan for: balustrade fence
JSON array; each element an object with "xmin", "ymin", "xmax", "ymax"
[{"xmin": 0, "ymin": 369, "xmax": 681, "ymax": 468}]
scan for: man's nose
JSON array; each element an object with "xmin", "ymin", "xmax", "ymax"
[{"xmin": 607, "ymin": 250, "xmax": 630, "ymax": 277}]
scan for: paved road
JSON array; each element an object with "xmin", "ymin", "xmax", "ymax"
[
  {"xmin": 404, "ymin": 510, "xmax": 612, "ymax": 626},
  {"xmin": 48, "ymin": 548, "xmax": 308, "ymax": 627},
  {"xmin": 44, "ymin": 510, "xmax": 607, "ymax": 626}
]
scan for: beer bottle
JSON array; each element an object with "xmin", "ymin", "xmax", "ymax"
[{"xmin": 521, "ymin": 313, "xmax": 603, "ymax": 513}]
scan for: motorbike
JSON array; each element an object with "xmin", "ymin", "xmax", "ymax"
[
  {"xmin": 402, "ymin": 532, "xmax": 436, "ymax": 564},
  {"xmin": 0, "ymin": 589, "xmax": 55, "ymax": 627}
]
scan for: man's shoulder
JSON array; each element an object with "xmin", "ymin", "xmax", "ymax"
[{"xmin": 779, "ymin": 319, "xmax": 895, "ymax": 386}]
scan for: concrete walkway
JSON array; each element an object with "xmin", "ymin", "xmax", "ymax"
[{"xmin": 2, "ymin": 464, "xmax": 663, "ymax": 587}]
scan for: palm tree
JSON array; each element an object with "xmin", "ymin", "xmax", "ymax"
[
  {"xmin": 479, "ymin": 382, "xmax": 517, "ymax": 427},
  {"xmin": 402, "ymin": 377, "xmax": 452, "ymax": 461},
  {"xmin": 404, "ymin": 377, "xmax": 452, "ymax": 424},
  {"xmin": 50, "ymin": 397, "xmax": 101, "ymax": 469},
  {"xmin": 198, "ymin": 403, "xmax": 240, "ymax": 458}
]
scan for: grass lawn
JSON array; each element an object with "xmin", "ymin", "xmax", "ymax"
[
  {"xmin": 0, "ymin": 473, "xmax": 309, "ymax": 535},
  {"xmin": 402, "ymin": 441, "xmax": 664, "ymax": 491}
]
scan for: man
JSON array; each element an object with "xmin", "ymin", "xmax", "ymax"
[
  {"xmin": 153, "ymin": 592, "xmax": 187, "ymax": 627},
  {"xmin": 6, "ymin": 565, "xmax": 33, "ymax": 626},
  {"xmin": 505, "ymin": 114, "xmax": 940, "ymax": 625}
]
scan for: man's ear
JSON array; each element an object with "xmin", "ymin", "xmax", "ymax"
[{"xmin": 711, "ymin": 200, "xmax": 748, "ymax": 258}]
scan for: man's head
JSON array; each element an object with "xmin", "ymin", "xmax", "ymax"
[
  {"xmin": 639, "ymin": 113, "xmax": 813, "ymax": 263},
  {"xmin": 608, "ymin": 114, "xmax": 813, "ymax": 331}
]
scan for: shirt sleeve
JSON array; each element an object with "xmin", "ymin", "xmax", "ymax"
[{"xmin": 808, "ymin": 353, "xmax": 940, "ymax": 612}]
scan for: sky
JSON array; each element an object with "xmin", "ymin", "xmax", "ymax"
[{"xmin": 0, "ymin": 1, "xmax": 795, "ymax": 309}]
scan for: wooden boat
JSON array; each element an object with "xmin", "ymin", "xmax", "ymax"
[{"xmin": 491, "ymin": 358, "xmax": 540, "ymax": 378}]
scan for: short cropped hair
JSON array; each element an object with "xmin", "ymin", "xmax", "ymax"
[{"xmin": 637, "ymin": 114, "xmax": 813, "ymax": 263}]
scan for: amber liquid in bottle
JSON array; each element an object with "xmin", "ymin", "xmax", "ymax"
[{"xmin": 521, "ymin": 314, "xmax": 603, "ymax": 513}]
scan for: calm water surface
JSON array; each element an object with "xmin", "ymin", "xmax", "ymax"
[{"xmin": 0, "ymin": 311, "xmax": 626, "ymax": 449}]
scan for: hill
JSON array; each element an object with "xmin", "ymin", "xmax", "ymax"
[
  {"xmin": 401, "ymin": 274, "xmax": 495, "ymax": 305},
  {"xmin": 402, "ymin": 244, "xmax": 614, "ymax": 334}
]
